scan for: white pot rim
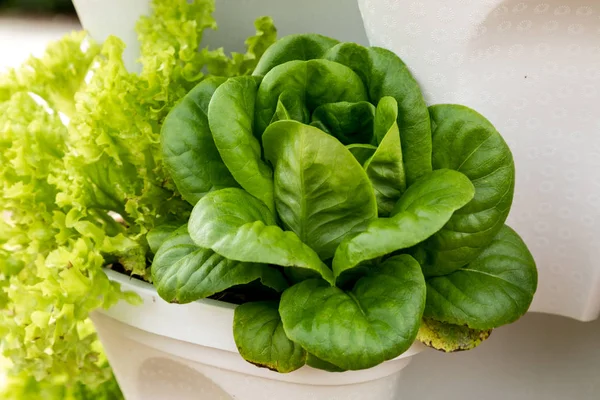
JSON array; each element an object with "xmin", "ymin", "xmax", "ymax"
[{"xmin": 98, "ymin": 268, "xmax": 425, "ymax": 385}]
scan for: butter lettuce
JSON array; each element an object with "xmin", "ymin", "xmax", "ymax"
[
  {"xmin": 157, "ymin": 33, "xmax": 537, "ymax": 373},
  {"xmin": 0, "ymin": 0, "xmax": 277, "ymax": 395}
]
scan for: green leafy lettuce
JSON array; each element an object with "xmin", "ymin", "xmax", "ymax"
[
  {"xmin": 0, "ymin": 0, "xmax": 277, "ymax": 395},
  {"xmin": 0, "ymin": 360, "xmax": 124, "ymax": 400},
  {"xmin": 153, "ymin": 33, "xmax": 537, "ymax": 373}
]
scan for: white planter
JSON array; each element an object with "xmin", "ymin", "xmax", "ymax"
[
  {"xmin": 358, "ymin": 0, "xmax": 600, "ymax": 322},
  {"xmin": 72, "ymin": 0, "xmax": 149, "ymax": 71},
  {"xmin": 93, "ymin": 269, "xmax": 424, "ymax": 400},
  {"xmin": 72, "ymin": 0, "xmax": 368, "ymax": 72}
]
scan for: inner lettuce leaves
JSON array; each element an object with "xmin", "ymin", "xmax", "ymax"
[{"xmin": 0, "ymin": 0, "xmax": 277, "ymax": 395}]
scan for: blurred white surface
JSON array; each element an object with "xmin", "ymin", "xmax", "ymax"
[
  {"xmin": 72, "ymin": 0, "xmax": 368, "ymax": 72},
  {"xmin": 0, "ymin": 16, "xmax": 80, "ymax": 71},
  {"xmin": 72, "ymin": 0, "xmax": 147, "ymax": 71}
]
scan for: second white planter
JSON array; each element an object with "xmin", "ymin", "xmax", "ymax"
[
  {"xmin": 73, "ymin": 0, "xmax": 369, "ymax": 72},
  {"xmin": 93, "ymin": 269, "xmax": 424, "ymax": 400},
  {"xmin": 357, "ymin": 0, "xmax": 600, "ymax": 322}
]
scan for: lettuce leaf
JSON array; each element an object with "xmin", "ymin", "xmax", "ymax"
[
  {"xmin": 0, "ymin": 73, "xmax": 133, "ymax": 389},
  {"xmin": 0, "ymin": 360, "xmax": 124, "ymax": 400},
  {"xmin": 0, "ymin": 31, "xmax": 99, "ymax": 114}
]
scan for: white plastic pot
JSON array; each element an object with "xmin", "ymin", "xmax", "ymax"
[
  {"xmin": 92, "ymin": 270, "xmax": 424, "ymax": 400},
  {"xmin": 358, "ymin": 0, "xmax": 600, "ymax": 321},
  {"xmin": 72, "ymin": 0, "xmax": 369, "ymax": 72}
]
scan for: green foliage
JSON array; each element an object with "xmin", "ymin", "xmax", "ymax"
[
  {"xmin": 156, "ymin": 33, "xmax": 537, "ymax": 373},
  {"xmin": 233, "ymin": 301, "xmax": 306, "ymax": 373},
  {"xmin": 280, "ymin": 255, "xmax": 425, "ymax": 370},
  {"xmin": 152, "ymin": 226, "xmax": 288, "ymax": 303},
  {"xmin": 0, "ymin": 364, "xmax": 123, "ymax": 400},
  {"xmin": 0, "ymin": 0, "xmax": 278, "ymax": 393},
  {"xmin": 424, "ymin": 225, "xmax": 537, "ymax": 330},
  {"xmin": 0, "ymin": 0, "xmax": 537, "ymax": 383}
]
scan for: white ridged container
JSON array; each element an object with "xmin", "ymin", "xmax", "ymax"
[
  {"xmin": 358, "ymin": 0, "xmax": 600, "ymax": 321},
  {"xmin": 72, "ymin": 0, "xmax": 369, "ymax": 72},
  {"xmin": 92, "ymin": 270, "xmax": 424, "ymax": 400}
]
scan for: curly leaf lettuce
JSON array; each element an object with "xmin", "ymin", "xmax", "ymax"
[
  {"xmin": 137, "ymin": 0, "xmax": 276, "ymax": 118},
  {"xmin": 56, "ymin": 1, "xmax": 278, "ymax": 278},
  {"xmin": 0, "ymin": 31, "xmax": 99, "ymax": 113},
  {"xmin": 0, "ymin": 73, "xmax": 134, "ymax": 389},
  {"xmin": 53, "ymin": 35, "xmax": 193, "ymax": 278}
]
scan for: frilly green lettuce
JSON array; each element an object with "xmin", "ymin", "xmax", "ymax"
[
  {"xmin": 0, "ymin": 359, "xmax": 124, "ymax": 400},
  {"xmin": 0, "ymin": 31, "xmax": 99, "ymax": 113},
  {"xmin": 0, "ymin": 0, "xmax": 277, "ymax": 396}
]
